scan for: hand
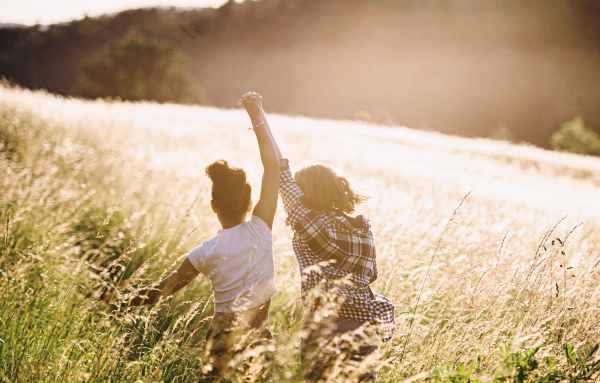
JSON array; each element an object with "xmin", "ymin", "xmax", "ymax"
[
  {"xmin": 238, "ymin": 91, "xmax": 263, "ymax": 122},
  {"xmin": 100, "ymin": 284, "xmax": 122, "ymax": 306}
]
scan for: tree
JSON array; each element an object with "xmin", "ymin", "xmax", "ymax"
[
  {"xmin": 78, "ymin": 36, "xmax": 206, "ymax": 104},
  {"xmin": 550, "ymin": 116, "xmax": 600, "ymax": 157}
]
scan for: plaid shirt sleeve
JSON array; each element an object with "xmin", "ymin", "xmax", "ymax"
[
  {"xmin": 279, "ymin": 159, "xmax": 376, "ymax": 280},
  {"xmin": 278, "ymin": 158, "xmax": 311, "ymax": 227}
]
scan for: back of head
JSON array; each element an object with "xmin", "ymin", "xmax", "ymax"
[
  {"xmin": 206, "ymin": 159, "xmax": 252, "ymax": 220},
  {"xmin": 294, "ymin": 163, "xmax": 368, "ymax": 214}
]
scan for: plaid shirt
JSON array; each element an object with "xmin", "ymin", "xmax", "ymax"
[{"xmin": 279, "ymin": 159, "xmax": 395, "ymax": 342}]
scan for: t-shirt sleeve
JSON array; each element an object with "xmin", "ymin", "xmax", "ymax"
[
  {"xmin": 248, "ymin": 215, "xmax": 273, "ymax": 242},
  {"xmin": 186, "ymin": 244, "xmax": 205, "ymax": 273}
]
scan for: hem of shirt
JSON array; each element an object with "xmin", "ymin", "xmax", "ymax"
[
  {"xmin": 186, "ymin": 254, "xmax": 203, "ymax": 273},
  {"xmin": 213, "ymin": 290, "xmax": 277, "ymax": 313}
]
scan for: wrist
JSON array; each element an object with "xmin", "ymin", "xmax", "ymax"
[
  {"xmin": 251, "ymin": 122, "xmax": 266, "ymax": 131},
  {"xmin": 249, "ymin": 116, "xmax": 267, "ymax": 130},
  {"xmin": 250, "ymin": 115, "xmax": 265, "ymax": 125},
  {"xmin": 279, "ymin": 158, "xmax": 289, "ymax": 170}
]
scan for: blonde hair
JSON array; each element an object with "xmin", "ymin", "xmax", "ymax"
[{"xmin": 294, "ymin": 164, "xmax": 369, "ymax": 214}]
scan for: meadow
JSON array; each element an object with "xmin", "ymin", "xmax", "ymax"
[{"xmin": 1, "ymin": 81, "xmax": 600, "ymax": 382}]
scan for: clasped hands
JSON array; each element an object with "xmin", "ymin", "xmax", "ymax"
[{"xmin": 238, "ymin": 91, "xmax": 265, "ymax": 127}]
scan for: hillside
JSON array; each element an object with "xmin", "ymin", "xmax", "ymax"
[
  {"xmin": 1, "ymin": 84, "xmax": 600, "ymax": 381},
  {"xmin": 1, "ymin": 0, "xmax": 600, "ymax": 147}
]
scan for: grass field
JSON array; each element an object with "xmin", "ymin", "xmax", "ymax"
[{"xmin": 1, "ymin": 82, "xmax": 600, "ymax": 382}]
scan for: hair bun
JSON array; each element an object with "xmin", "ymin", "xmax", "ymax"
[
  {"xmin": 206, "ymin": 159, "xmax": 247, "ymax": 185},
  {"xmin": 205, "ymin": 159, "xmax": 232, "ymax": 184}
]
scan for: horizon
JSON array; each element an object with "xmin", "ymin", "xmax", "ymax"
[{"xmin": 0, "ymin": 0, "xmax": 230, "ymax": 26}]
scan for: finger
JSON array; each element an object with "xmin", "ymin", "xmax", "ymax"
[
  {"xmin": 244, "ymin": 92, "xmax": 259, "ymax": 100},
  {"xmin": 238, "ymin": 93, "xmax": 250, "ymax": 104}
]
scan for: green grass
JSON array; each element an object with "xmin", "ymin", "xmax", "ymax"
[{"xmin": 1, "ymin": 82, "xmax": 600, "ymax": 382}]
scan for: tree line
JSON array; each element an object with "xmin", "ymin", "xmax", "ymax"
[{"xmin": 1, "ymin": 0, "xmax": 599, "ymax": 147}]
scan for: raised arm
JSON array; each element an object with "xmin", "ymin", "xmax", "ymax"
[
  {"xmin": 100, "ymin": 257, "xmax": 200, "ymax": 307},
  {"xmin": 238, "ymin": 92, "xmax": 279, "ymax": 229},
  {"xmin": 259, "ymin": 103, "xmax": 284, "ymax": 161},
  {"xmin": 239, "ymin": 95, "xmax": 311, "ymax": 228}
]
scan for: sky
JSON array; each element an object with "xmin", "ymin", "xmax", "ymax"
[{"xmin": 0, "ymin": 0, "xmax": 230, "ymax": 25}]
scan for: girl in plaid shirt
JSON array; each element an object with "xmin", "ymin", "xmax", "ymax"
[{"xmin": 250, "ymin": 93, "xmax": 395, "ymax": 382}]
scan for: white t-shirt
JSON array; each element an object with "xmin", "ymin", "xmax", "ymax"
[{"xmin": 187, "ymin": 215, "xmax": 277, "ymax": 313}]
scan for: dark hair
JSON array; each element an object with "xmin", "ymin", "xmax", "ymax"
[
  {"xmin": 294, "ymin": 163, "xmax": 369, "ymax": 214},
  {"xmin": 205, "ymin": 159, "xmax": 252, "ymax": 220}
]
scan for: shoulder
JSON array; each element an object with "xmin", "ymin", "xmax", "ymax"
[
  {"xmin": 331, "ymin": 212, "xmax": 373, "ymax": 234},
  {"xmin": 356, "ymin": 214, "xmax": 372, "ymax": 231},
  {"xmin": 244, "ymin": 215, "xmax": 273, "ymax": 242},
  {"xmin": 248, "ymin": 215, "xmax": 273, "ymax": 236},
  {"xmin": 344, "ymin": 214, "xmax": 364, "ymax": 228}
]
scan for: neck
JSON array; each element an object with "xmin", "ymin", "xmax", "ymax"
[{"xmin": 218, "ymin": 215, "xmax": 246, "ymax": 229}]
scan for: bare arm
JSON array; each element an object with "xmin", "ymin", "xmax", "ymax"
[
  {"xmin": 258, "ymin": 103, "xmax": 284, "ymax": 161},
  {"xmin": 100, "ymin": 257, "xmax": 200, "ymax": 307},
  {"xmin": 238, "ymin": 92, "xmax": 279, "ymax": 229}
]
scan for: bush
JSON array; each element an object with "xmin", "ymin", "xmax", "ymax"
[
  {"xmin": 550, "ymin": 117, "xmax": 600, "ymax": 156},
  {"xmin": 493, "ymin": 343, "xmax": 544, "ymax": 382},
  {"xmin": 78, "ymin": 36, "xmax": 207, "ymax": 105},
  {"xmin": 428, "ymin": 343, "xmax": 600, "ymax": 383},
  {"xmin": 429, "ymin": 360, "xmax": 481, "ymax": 382}
]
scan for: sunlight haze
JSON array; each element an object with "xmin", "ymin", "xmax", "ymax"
[
  {"xmin": 2, "ymin": 0, "xmax": 600, "ymax": 380},
  {"xmin": 0, "ymin": 0, "xmax": 229, "ymax": 25}
]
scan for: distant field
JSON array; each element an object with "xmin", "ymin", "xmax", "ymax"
[{"xmin": 1, "ymin": 84, "xmax": 600, "ymax": 382}]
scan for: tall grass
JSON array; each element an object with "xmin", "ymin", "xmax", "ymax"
[{"xmin": 1, "ymin": 82, "xmax": 600, "ymax": 382}]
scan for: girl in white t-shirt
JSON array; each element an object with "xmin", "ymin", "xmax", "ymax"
[{"xmin": 100, "ymin": 92, "xmax": 280, "ymax": 381}]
